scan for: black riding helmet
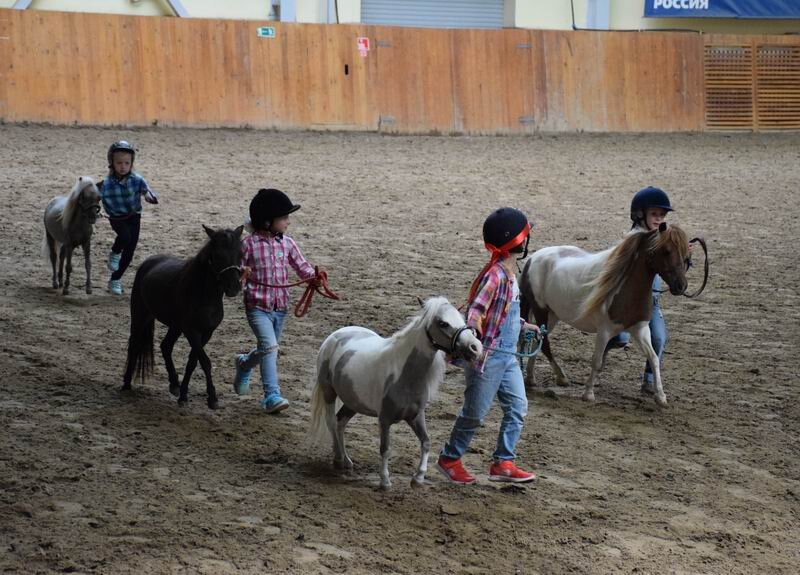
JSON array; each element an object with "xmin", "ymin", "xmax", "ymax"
[
  {"xmin": 483, "ymin": 207, "xmax": 531, "ymax": 257},
  {"xmin": 631, "ymin": 186, "xmax": 673, "ymax": 224},
  {"xmin": 107, "ymin": 140, "xmax": 136, "ymax": 168},
  {"xmin": 249, "ymin": 188, "xmax": 301, "ymax": 231}
]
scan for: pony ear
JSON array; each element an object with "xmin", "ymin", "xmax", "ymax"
[
  {"xmin": 416, "ymin": 296, "xmax": 425, "ymax": 308},
  {"xmin": 203, "ymin": 224, "xmax": 214, "ymax": 238},
  {"xmin": 659, "ymin": 222, "xmax": 668, "ymax": 233},
  {"xmin": 234, "ymin": 225, "xmax": 244, "ymax": 237}
]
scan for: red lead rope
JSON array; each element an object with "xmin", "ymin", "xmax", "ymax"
[{"xmin": 244, "ymin": 266, "xmax": 340, "ymax": 317}]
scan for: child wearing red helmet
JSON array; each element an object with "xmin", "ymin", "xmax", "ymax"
[
  {"xmin": 437, "ymin": 207, "xmax": 539, "ymax": 485},
  {"xmin": 233, "ymin": 188, "xmax": 320, "ymax": 414}
]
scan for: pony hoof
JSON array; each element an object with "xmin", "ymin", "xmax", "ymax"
[
  {"xmin": 411, "ymin": 476, "xmax": 426, "ymax": 488},
  {"xmin": 655, "ymin": 395, "xmax": 668, "ymax": 407},
  {"xmin": 334, "ymin": 460, "xmax": 354, "ymax": 471},
  {"xmin": 178, "ymin": 399, "xmax": 188, "ymax": 408},
  {"xmin": 86, "ymin": 287, "xmax": 92, "ymax": 295},
  {"xmin": 208, "ymin": 400, "xmax": 222, "ymax": 410},
  {"xmin": 62, "ymin": 288, "xmax": 70, "ymax": 296},
  {"xmin": 556, "ymin": 378, "xmax": 570, "ymax": 387},
  {"xmin": 379, "ymin": 482, "xmax": 392, "ymax": 491},
  {"xmin": 582, "ymin": 392, "xmax": 595, "ymax": 402},
  {"xmin": 169, "ymin": 384, "xmax": 180, "ymax": 397}
]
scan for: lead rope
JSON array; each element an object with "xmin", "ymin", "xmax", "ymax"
[
  {"xmin": 483, "ymin": 326, "xmax": 548, "ymax": 359},
  {"xmin": 245, "ymin": 265, "xmax": 340, "ymax": 317}
]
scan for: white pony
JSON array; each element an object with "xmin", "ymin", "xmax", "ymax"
[
  {"xmin": 519, "ymin": 224, "xmax": 689, "ymax": 406},
  {"xmin": 42, "ymin": 176, "xmax": 102, "ymax": 295},
  {"xmin": 309, "ymin": 296, "xmax": 483, "ymax": 489}
]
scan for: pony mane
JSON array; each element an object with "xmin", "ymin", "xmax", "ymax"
[
  {"xmin": 392, "ymin": 296, "xmax": 451, "ymax": 341},
  {"xmin": 390, "ymin": 296, "xmax": 450, "ymax": 397},
  {"xmin": 580, "ymin": 226, "xmax": 688, "ymax": 317},
  {"xmin": 60, "ymin": 176, "xmax": 99, "ymax": 230},
  {"xmin": 579, "ymin": 225, "xmax": 688, "ymax": 319}
]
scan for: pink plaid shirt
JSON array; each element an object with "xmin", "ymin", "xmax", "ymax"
[{"xmin": 241, "ymin": 232, "xmax": 315, "ymax": 312}]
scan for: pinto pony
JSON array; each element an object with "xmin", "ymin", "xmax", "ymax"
[
  {"xmin": 309, "ymin": 297, "xmax": 482, "ymax": 489},
  {"xmin": 519, "ymin": 223, "xmax": 689, "ymax": 406},
  {"xmin": 42, "ymin": 176, "xmax": 102, "ymax": 295},
  {"xmin": 122, "ymin": 225, "xmax": 243, "ymax": 409}
]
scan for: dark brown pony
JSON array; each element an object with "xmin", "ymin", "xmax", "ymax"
[
  {"xmin": 122, "ymin": 225, "xmax": 243, "ymax": 409},
  {"xmin": 519, "ymin": 223, "xmax": 689, "ymax": 406}
]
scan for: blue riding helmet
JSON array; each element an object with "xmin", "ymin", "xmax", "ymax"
[
  {"xmin": 107, "ymin": 140, "xmax": 136, "ymax": 167},
  {"xmin": 630, "ymin": 186, "xmax": 673, "ymax": 222}
]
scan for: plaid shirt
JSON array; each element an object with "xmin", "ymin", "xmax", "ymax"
[
  {"xmin": 101, "ymin": 172, "xmax": 152, "ymax": 218},
  {"xmin": 466, "ymin": 262, "xmax": 523, "ymax": 370},
  {"xmin": 241, "ymin": 232, "xmax": 315, "ymax": 312}
]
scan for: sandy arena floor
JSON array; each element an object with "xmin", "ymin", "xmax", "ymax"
[{"xmin": 1, "ymin": 124, "xmax": 798, "ymax": 574}]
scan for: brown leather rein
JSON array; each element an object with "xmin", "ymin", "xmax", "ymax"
[{"xmin": 655, "ymin": 237, "xmax": 709, "ymax": 298}]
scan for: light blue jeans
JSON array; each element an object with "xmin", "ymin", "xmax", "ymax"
[
  {"xmin": 243, "ymin": 307, "xmax": 287, "ymax": 399},
  {"xmin": 442, "ymin": 300, "xmax": 529, "ymax": 462},
  {"xmin": 608, "ymin": 277, "xmax": 668, "ymax": 384}
]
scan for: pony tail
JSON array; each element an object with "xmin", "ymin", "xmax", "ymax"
[{"xmin": 308, "ymin": 375, "xmax": 333, "ymax": 445}]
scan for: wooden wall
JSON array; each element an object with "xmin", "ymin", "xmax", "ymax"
[{"xmin": 2, "ymin": 8, "xmax": 788, "ymax": 133}]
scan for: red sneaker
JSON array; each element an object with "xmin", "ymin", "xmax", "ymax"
[
  {"xmin": 489, "ymin": 460, "xmax": 536, "ymax": 483},
  {"xmin": 437, "ymin": 456, "xmax": 477, "ymax": 485}
]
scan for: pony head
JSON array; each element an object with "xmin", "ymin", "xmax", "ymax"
[
  {"xmin": 202, "ymin": 225, "xmax": 244, "ymax": 297},
  {"xmin": 647, "ymin": 222, "xmax": 689, "ymax": 296},
  {"xmin": 420, "ymin": 297, "xmax": 483, "ymax": 362},
  {"xmin": 61, "ymin": 176, "xmax": 101, "ymax": 229}
]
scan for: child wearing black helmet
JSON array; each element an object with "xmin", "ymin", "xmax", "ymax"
[
  {"xmin": 606, "ymin": 186, "xmax": 676, "ymax": 394},
  {"xmin": 100, "ymin": 140, "xmax": 158, "ymax": 296},
  {"xmin": 233, "ymin": 188, "xmax": 319, "ymax": 414},
  {"xmin": 437, "ymin": 207, "xmax": 539, "ymax": 485}
]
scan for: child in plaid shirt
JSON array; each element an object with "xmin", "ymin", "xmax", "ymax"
[
  {"xmin": 233, "ymin": 188, "xmax": 319, "ymax": 414},
  {"xmin": 438, "ymin": 207, "xmax": 539, "ymax": 485},
  {"xmin": 101, "ymin": 140, "xmax": 158, "ymax": 295}
]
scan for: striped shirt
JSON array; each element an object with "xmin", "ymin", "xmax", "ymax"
[
  {"xmin": 466, "ymin": 262, "xmax": 523, "ymax": 370},
  {"xmin": 241, "ymin": 232, "xmax": 315, "ymax": 312},
  {"xmin": 101, "ymin": 172, "xmax": 152, "ymax": 218}
]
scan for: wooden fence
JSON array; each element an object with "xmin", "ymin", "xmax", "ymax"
[{"xmin": 0, "ymin": 9, "xmax": 797, "ymax": 133}]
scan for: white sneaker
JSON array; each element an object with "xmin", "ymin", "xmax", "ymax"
[
  {"xmin": 108, "ymin": 279, "xmax": 123, "ymax": 295},
  {"xmin": 107, "ymin": 252, "xmax": 121, "ymax": 272}
]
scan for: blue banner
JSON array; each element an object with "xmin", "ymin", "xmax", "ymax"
[{"xmin": 644, "ymin": 0, "xmax": 800, "ymax": 19}]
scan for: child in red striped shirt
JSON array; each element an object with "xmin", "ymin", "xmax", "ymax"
[
  {"xmin": 438, "ymin": 207, "xmax": 539, "ymax": 485},
  {"xmin": 233, "ymin": 188, "xmax": 318, "ymax": 414}
]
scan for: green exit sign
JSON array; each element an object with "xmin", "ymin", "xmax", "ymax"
[{"xmin": 257, "ymin": 27, "xmax": 276, "ymax": 38}]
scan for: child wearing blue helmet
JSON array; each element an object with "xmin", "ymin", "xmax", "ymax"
[
  {"xmin": 606, "ymin": 186, "xmax": 674, "ymax": 394},
  {"xmin": 101, "ymin": 140, "xmax": 158, "ymax": 296}
]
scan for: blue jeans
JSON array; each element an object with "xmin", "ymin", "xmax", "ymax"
[
  {"xmin": 243, "ymin": 308, "xmax": 287, "ymax": 399},
  {"xmin": 608, "ymin": 280, "xmax": 668, "ymax": 384},
  {"xmin": 442, "ymin": 300, "xmax": 529, "ymax": 462}
]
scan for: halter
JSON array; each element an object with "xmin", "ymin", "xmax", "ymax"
[
  {"xmin": 654, "ymin": 237, "xmax": 709, "ymax": 298},
  {"xmin": 215, "ymin": 264, "xmax": 242, "ymax": 279},
  {"xmin": 425, "ymin": 324, "xmax": 473, "ymax": 356}
]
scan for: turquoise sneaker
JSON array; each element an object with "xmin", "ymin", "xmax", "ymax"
[
  {"xmin": 232, "ymin": 354, "xmax": 252, "ymax": 395},
  {"xmin": 107, "ymin": 251, "xmax": 121, "ymax": 272},
  {"xmin": 108, "ymin": 279, "xmax": 123, "ymax": 295},
  {"xmin": 261, "ymin": 395, "xmax": 289, "ymax": 414}
]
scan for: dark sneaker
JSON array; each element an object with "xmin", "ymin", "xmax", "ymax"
[
  {"xmin": 437, "ymin": 456, "xmax": 477, "ymax": 485},
  {"xmin": 488, "ymin": 460, "xmax": 536, "ymax": 483}
]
